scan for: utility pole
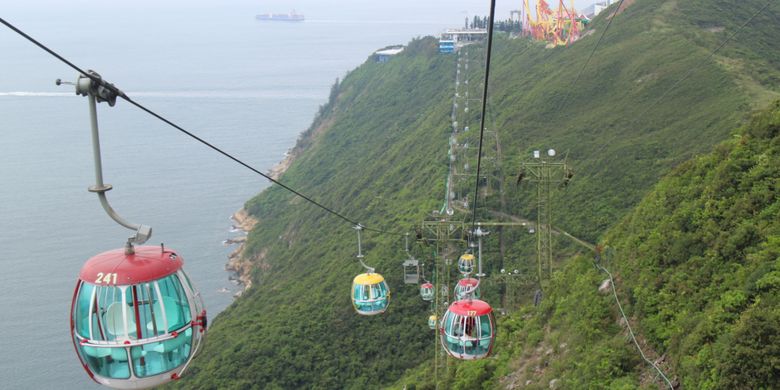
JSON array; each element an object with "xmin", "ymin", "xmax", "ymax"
[{"xmin": 517, "ymin": 148, "xmax": 572, "ymax": 289}]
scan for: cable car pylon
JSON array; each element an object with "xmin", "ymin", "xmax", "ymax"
[
  {"xmin": 64, "ymin": 71, "xmax": 206, "ymax": 389},
  {"xmin": 517, "ymin": 148, "xmax": 573, "ymax": 299}
]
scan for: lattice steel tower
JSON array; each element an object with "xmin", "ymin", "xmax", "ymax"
[{"xmin": 518, "ymin": 149, "xmax": 572, "ymax": 286}]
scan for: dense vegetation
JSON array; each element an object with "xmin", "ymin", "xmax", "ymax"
[
  {"xmin": 176, "ymin": 0, "xmax": 780, "ymax": 388},
  {"xmin": 606, "ymin": 102, "xmax": 780, "ymax": 388},
  {"xmin": 390, "ymin": 101, "xmax": 780, "ymax": 390}
]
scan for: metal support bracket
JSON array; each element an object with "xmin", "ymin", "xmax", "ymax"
[
  {"xmin": 473, "ymin": 225, "xmax": 489, "ymax": 277},
  {"xmin": 354, "ymin": 224, "xmax": 373, "ymax": 273},
  {"xmin": 59, "ymin": 71, "xmax": 151, "ymax": 253}
]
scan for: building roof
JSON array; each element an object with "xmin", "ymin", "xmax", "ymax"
[
  {"xmin": 375, "ymin": 47, "xmax": 404, "ymax": 56},
  {"xmin": 444, "ymin": 28, "xmax": 488, "ymax": 35}
]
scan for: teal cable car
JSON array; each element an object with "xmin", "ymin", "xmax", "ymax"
[
  {"xmin": 352, "ymin": 273, "xmax": 390, "ymax": 315},
  {"xmin": 71, "ymin": 247, "xmax": 207, "ymax": 388},
  {"xmin": 66, "ymin": 73, "xmax": 206, "ymax": 388},
  {"xmin": 351, "ymin": 225, "xmax": 390, "ymax": 315}
]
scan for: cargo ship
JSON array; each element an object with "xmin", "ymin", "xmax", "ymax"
[{"xmin": 255, "ymin": 11, "xmax": 305, "ymax": 22}]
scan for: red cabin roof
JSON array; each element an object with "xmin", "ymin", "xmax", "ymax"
[
  {"xmin": 79, "ymin": 246, "xmax": 183, "ymax": 286},
  {"xmin": 448, "ymin": 299, "xmax": 492, "ymax": 316},
  {"xmin": 421, "ymin": 282, "xmax": 434, "ymax": 289},
  {"xmin": 457, "ymin": 278, "xmax": 479, "ymax": 287}
]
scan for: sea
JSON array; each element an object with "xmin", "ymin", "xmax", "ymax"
[{"xmin": 0, "ymin": 0, "xmax": 500, "ymax": 388}]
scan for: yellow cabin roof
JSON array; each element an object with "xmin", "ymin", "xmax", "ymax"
[
  {"xmin": 460, "ymin": 254, "xmax": 475, "ymax": 261},
  {"xmin": 353, "ymin": 273, "xmax": 385, "ymax": 285}
]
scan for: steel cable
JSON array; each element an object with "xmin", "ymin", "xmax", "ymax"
[{"xmin": 0, "ymin": 16, "xmax": 403, "ymax": 237}]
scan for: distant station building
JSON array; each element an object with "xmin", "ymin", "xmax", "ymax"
[
  {"xmin": 439, "ymin": 28, "xmax": 487, "ymax": 53},
  {"xmin": 374, "ymin": 46, "xmax": 404, "ymax": 63},
  {"xmin": 439, "ymin": 39, "xmax": 456, "ymax": 54},
  {"xmin": 441, "ymin": 28, "xmax": 488, "ymax": 44},
  {"xmin": 583, "ymin": 0, "xmax": 616, "ymax": 18}
]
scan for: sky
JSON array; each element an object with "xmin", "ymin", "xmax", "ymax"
[{"xmin": 2, "ymin": 0, "xmax": 605, "ymax": 20}]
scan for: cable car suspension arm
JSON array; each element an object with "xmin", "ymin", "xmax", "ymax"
[
  {"xmin": 59, "ymin": 72, "xmax": 152, "ymax": 252},
  {"xmin": 354, "ymin": 224, "xmax": 374, "ymax": 272}
]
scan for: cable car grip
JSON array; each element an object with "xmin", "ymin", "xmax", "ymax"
[{"xmin": 59, "ymin": 72, "xmax": 151, "ymax": 253}]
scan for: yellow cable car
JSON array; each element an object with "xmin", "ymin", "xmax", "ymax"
[
  {"xmin": 458, "ymin": 253, "xmax": 475, "ymax": 275},
  {"xmin": 350, "ymin": 225, "xmax": 390, "ymax": 315},
  {"xmin": 428, "ymin": 314, "xmax": 438, "ymax": 330},
  {"xmin": 351, "ymin": 273, "xmax": 390, "ymax": 315}
]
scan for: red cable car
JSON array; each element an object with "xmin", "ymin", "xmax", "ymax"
[
  {"xmin": 65, "ymin": 72, "xmax": 208, "ymax": 388},
  {"xmin": 420, "ymin": 282, "xmax": 434, "ymax": 301},
  {"xmin": 439, "ymin": 299, "xmax": 496, "ymax": 360},
  {"xmin": 71, "ymin": 246, "xmax": 206, "ymax": 389},
  {"xmin": 454, "ymin": 277, "xmax": 480, "ymax": 300}
]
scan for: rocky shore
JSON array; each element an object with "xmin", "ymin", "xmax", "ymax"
[
  {"xmin": 224, "ymin": 149, "xmax": 298, "ymax": 295},
  {"xmin": 224, "ymin": 115, "xmax": 328, "ymax": 296},
  {"xmin": 225, "ymin": 208, "xmax": 258, "ymax": 294},
  {"xmin": 267, "ymin": 149, "xmax": 295, "ymax": 180}
]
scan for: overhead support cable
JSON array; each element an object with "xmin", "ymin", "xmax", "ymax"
[
  {"xmin": 470, "ymin": 0, "xmax": 497, "ymax": 235},
  {"xmin": 585, "ymin": 0, "xmax": 773, "ymax": 161},
  {"xmin": 558, "ymin": 0, "xmax": 627, "ymax": 110},
  {"xmin": 635, "ymin": 0, "xmax": 773, "ymax": 120},
  {"xmin": 0, "ymin": 16, "xmax": 402, "ymax": 237},
  {"xmin": 594, "ymin": 249, "xmax": 674, "ymax": 389}
]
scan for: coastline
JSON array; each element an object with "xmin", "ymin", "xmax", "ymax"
[
  {"xmin": 267, "ymin": 149, "xmax": 296, "ymax": 180},
  {"xmin": 224, "ymin": 89, "xmax": 339, "ymax": 297},
  {"xmin": 225, "ymin": 208, "xmax": 257, "ymax": 295},
  {"xmin": 224, "ymin": 151, "xmax": 296, "ymax": 295}
]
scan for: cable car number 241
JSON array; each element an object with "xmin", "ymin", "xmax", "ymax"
[{"xmin": 95, "ymin": 272, "xmax": 118, "ymax": 285}]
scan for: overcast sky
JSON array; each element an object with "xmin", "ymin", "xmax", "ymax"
[{"xmin": 3, "ymin": 0, "xmax": 604, "ymax": 19}]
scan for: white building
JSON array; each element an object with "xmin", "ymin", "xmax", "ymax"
[
  {"xmin": 583, "ymin": 0, "xmax": 616, "ymax": 19},
  {"xmin": 440, "ymin": 28, "xmax": 488, "ymax": 44},
  {"xmin": 374, "ymin": 46, "xmax": 404, "ymax": 63}
]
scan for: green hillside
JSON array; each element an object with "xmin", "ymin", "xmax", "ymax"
[
  {"xmin": 176, "ymin": 0, "xmax": 780, "ymax": 388},
  {"xmin": 604, "ymin": 100, "xmax": 780, "ymax": 389},
  {"xmin": 389, "ymin": 101, "xmax": 780, "ymax": 390}
]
